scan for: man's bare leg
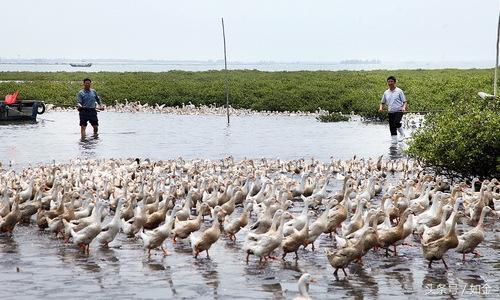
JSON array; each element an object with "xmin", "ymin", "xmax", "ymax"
[
  {"xmin": 81, "ymin": 126, "xmax": 86, "ymax": 139},
  {"xmin": 92, "ymin": 125, "xmax": 98, "ymax": 136}
]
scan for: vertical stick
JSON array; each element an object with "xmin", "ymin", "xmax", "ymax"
[
  {"xmin": 494, "ymin": 8, "xmax": 500, "ymax": 97},
  {"xmin": 222, "ymin": 17, "xmax": 230, "ymax": 124}
]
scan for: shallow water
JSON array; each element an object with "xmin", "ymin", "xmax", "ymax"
[
  {"xmin": 0, "ymin": 111, "xmax": 403, "ymax": 168},
  {"xmin": 0, "ymin": 112, "xmax": 498, "ymax": 299}
]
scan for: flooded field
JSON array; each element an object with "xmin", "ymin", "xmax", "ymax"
[
  {"xmin": 0, "ymin": 111, "xmax": 399, "ymax": 168},
  {"xmin": 0, "ymin": 112, "xmax": 498, "ymax": 299}
]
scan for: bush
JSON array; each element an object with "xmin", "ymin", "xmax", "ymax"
[{"xmin": 407, "ymin": 96, "xmax": 500, "ymax": 179}]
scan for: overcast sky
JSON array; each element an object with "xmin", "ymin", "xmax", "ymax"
[{"xmin": 1, "ymin": 0, "xmax": 498, "ymax": 62}]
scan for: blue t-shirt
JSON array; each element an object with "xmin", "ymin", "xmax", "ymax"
[{"xmin": 77, "ymin": 89, "xmax": 101, "ymax": 108}]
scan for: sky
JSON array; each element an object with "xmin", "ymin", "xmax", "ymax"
[{"xmin": 0, "ymin": 0, "xmax": 498, "ymax": 62}]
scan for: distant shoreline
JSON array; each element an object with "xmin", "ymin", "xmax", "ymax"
[{"xmin": 0, "ymin": 59, "xmax": 494, "ymax": 72}]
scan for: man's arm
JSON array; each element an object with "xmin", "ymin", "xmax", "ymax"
[
  {"xmin": 76, "ymin": 92, "xmax": 83, "ymax": 108},
  {"xmin": 379, "ymin": 93, "xmax": 385, "ymax": 112},
  {"xmin": 400, "ymin": 90, "xmax": 407, "ymax": 112},
  {"xmin": 94, "ymin": 90, "xmax": 102, "ymax": 108}
]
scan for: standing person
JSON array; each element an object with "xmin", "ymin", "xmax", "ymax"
[
  {"xmin": 379, "ymin": 76, "xmax": 407, "ymax": 144},
  {"xmin": 77, "ymin": 78, "xmax": 102, "ymax": 139}
]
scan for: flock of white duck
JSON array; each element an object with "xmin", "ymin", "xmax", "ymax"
[
  {"xmin": 46, "ymin": 101, "xmax": 319, "ymax": 116},
  {"xmin": 44, "ymin": 101, "xmax": 424, "ymax": 128},
  {"xmin": 0, "ymin": 156, "xmax": 498, "ymax": 298}
]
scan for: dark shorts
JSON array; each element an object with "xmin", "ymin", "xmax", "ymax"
[{"xmin": 79, "ymin": 108, "xmax": 98, "ymax": 126}]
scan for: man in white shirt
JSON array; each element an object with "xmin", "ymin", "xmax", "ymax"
[{"xmin": 379, "ymin": 76, "xmax": 407, "ymax": 143}]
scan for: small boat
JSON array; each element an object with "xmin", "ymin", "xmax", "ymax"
[
  {"xmin": 0, "ymin": 100, "xmax": 46, "ymax": 122},
  {"xmin": 69, "ymin": 63, "xmax": 92, "ymax": 67}
]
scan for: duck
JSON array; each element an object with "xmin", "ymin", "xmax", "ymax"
[
  {"xmin": 121, "ymin": 205, "xmax": 147, "ymax": 237},
  {"xmin": 455, "ymin": 206, "xmax": 492, "ymax": 261},
  {"xmin": 281, "ymin": 211, "xmax": 314, "ymax": 259},
  {"xmin": 63, "ymin": 201, "xmax": 102, "ymax": 235},
  {"xmin": 293, "ymin": 273, "xmax": 315, "ymax": 300},
  {"xmin": 249, "ymin": 203, "xmax": 275, "ymax": 234},
  {"xmin": 422, "ymin": 211, "xmax": 464, "ymax": 269},
  {"xmin": 175, "ymin": 194, "xmax": 193, "ymax": 221},
  {"xmin": 421, "ymin": 204, "xmax": 453, "ymax": 244},
  {"xmin": 341, "ymin": 197, "xmax": 366, "ymax": 237},
  {"xmin": 445, "ymin": 197, "xmax": 464, "ymax": 230},
  {"xmin": 96, "ymin": 199, "xmax": 124, "ymax": 247},
  {"xmin": 323, "ymin": 190, "xmax": 350, "ymax": 236},
  {"xmin": 140, "ymin": 204, "xmax": 182, "ymax": 257},
  {"xmin": 325, "ymin": 229, "xmax": 371, "ymax": 279},
  {"xmin": 45, "ymin": 215, "xmax": 64, "ymax": 237},
  {"xmin": 0, "ymin": 196, "xmax": 21, "ymax": 234},
  {"xmin": 74, "ymin": 202, "xmax": 94, "ymax": 220},
  {"xmin": 303, "ymin": 199, "xmax": 337, "ymax": 251},
  {"xmin": 172, "ymin": 203, "xmax": 209, "ymax": 242},
  {"xmin": 377, "ymin": 208, "xmax": 413, "ymax": 256},
  {"xmin": 143, "ymin": 202, "xmax": 168, "ymax": 230},
  {"xmin": 283, "ymin": 197, "xmax": 312, "ymax": 236},
  {"xmin": 190, "ymin": 206, "xmax": 224, "ymax": 258},
  {"xmin": 121, "ymin": 195, "xmax": 137, "ymax": 221},
  {"xmin": 223, "ymin": 202, "xmax": 252, "ymax": 241},
  {"xmin": 0, "ymin": 187, "xmax": 11, "ymax": 217},
  {"xmin": 244, "ymin": 211, "xmax": 287, "ymax": 263},
  {"xmin": 68, "ymin": 204, "xmax": 104, "ymax": 254},
  {"xmin": 18, "ymin": 177, "xmax": 35, "ymax": 203},
  {"xmin": 416, "ymin": 193, "xmax": 445, "ymax": 234}
]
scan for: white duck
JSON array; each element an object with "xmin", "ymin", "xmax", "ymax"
[
  {"xmin": 455, "ymin": 206, "xmax": 492, "ymax": 261},
  {"xmin": 283, "ymin": 197, "xmax": 312, "ymax": 236},
  {"xmin": 223, "ymin": 202, "xmax": 253, "ymax": 241},
  {"xmin": 140, "ymin": 204, "xmax": 182, "ymax": 257},
  {"xmin": 244, "ymin": 211, "xmax": 286, "ymax": 263},
  {"xmin": 190, "ymin": 206, "xmax": 225, "ymax": 258},
  {"xmin": 293, "ymin": 273, "xmax": 315, "ymax": 300},
  {"xmin": 303, "ymin": 199, "xmax": 337, "ymax": 250},
  {"xmin": 68, "ymin": 204, "xmax": 104, "ymax": 254},
  {"xmin": 421, "ymin": 204, "xmax": 453, "ymax": 244},
  {"xmin": 96, "ymin": 199, "xmax": 124, "ymax": 247}
]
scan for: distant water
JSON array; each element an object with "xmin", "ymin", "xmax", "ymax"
[{"xmin": 0, "ymin": 60, "xmax": 494, "ymax": 72}]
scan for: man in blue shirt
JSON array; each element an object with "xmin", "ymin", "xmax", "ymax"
[
  {"xmin": 77, "ymin": 78, "xmax": 102, "ymax": 138},
  {"xmin": 379, "ymin": 76, "xmax": 407, "ymax": 144}
]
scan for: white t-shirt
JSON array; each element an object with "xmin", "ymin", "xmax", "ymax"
[{"xmin": 381, "ymin": 87, "xmax": 406, "ymax": 112}]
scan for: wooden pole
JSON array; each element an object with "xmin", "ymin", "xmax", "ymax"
[
  {"xmin": 222, "ymin": 17, "xmax": 230, "ymax": 124},
  {"xmin": 494, "ymin": 8, "xmax": 500, "ymax": 97}
]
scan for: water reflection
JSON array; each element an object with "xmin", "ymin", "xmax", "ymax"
[
  {"xmin": 386, "ymin": 267, "xmax": 414, "ymax": 295},
  {"xmin": 193, "ymin": 259, "xmax": 219, "ymax": 298},
  {"xmin": 79, "ymin": 135, "xmax": 100, "ymax": 158},
  {"xmin": 261, "ymin": 281, "xmax": 285, "ymax": 300},
  {"xmin": 388, "ymin": 144, "xmax": 403, "ymax": 160},
  {"xmin": 142, "ymin": 258, "xmax": 178, "ymax": 295},
  {"xmin": 0, "ymin": 234, "xmax": 19, "ymax": 256}
]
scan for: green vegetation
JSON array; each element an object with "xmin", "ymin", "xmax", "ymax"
[
  {"xmin": 0, "ymin": 69, "xmax": 494, "ymax": 118},
  {"xmin": 407, "ymin": 96, "xmax": 500, "ymax": 179},
  {"xmin": 316, "ymin": 112, "xmax": 350, "ymax": 122}
]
